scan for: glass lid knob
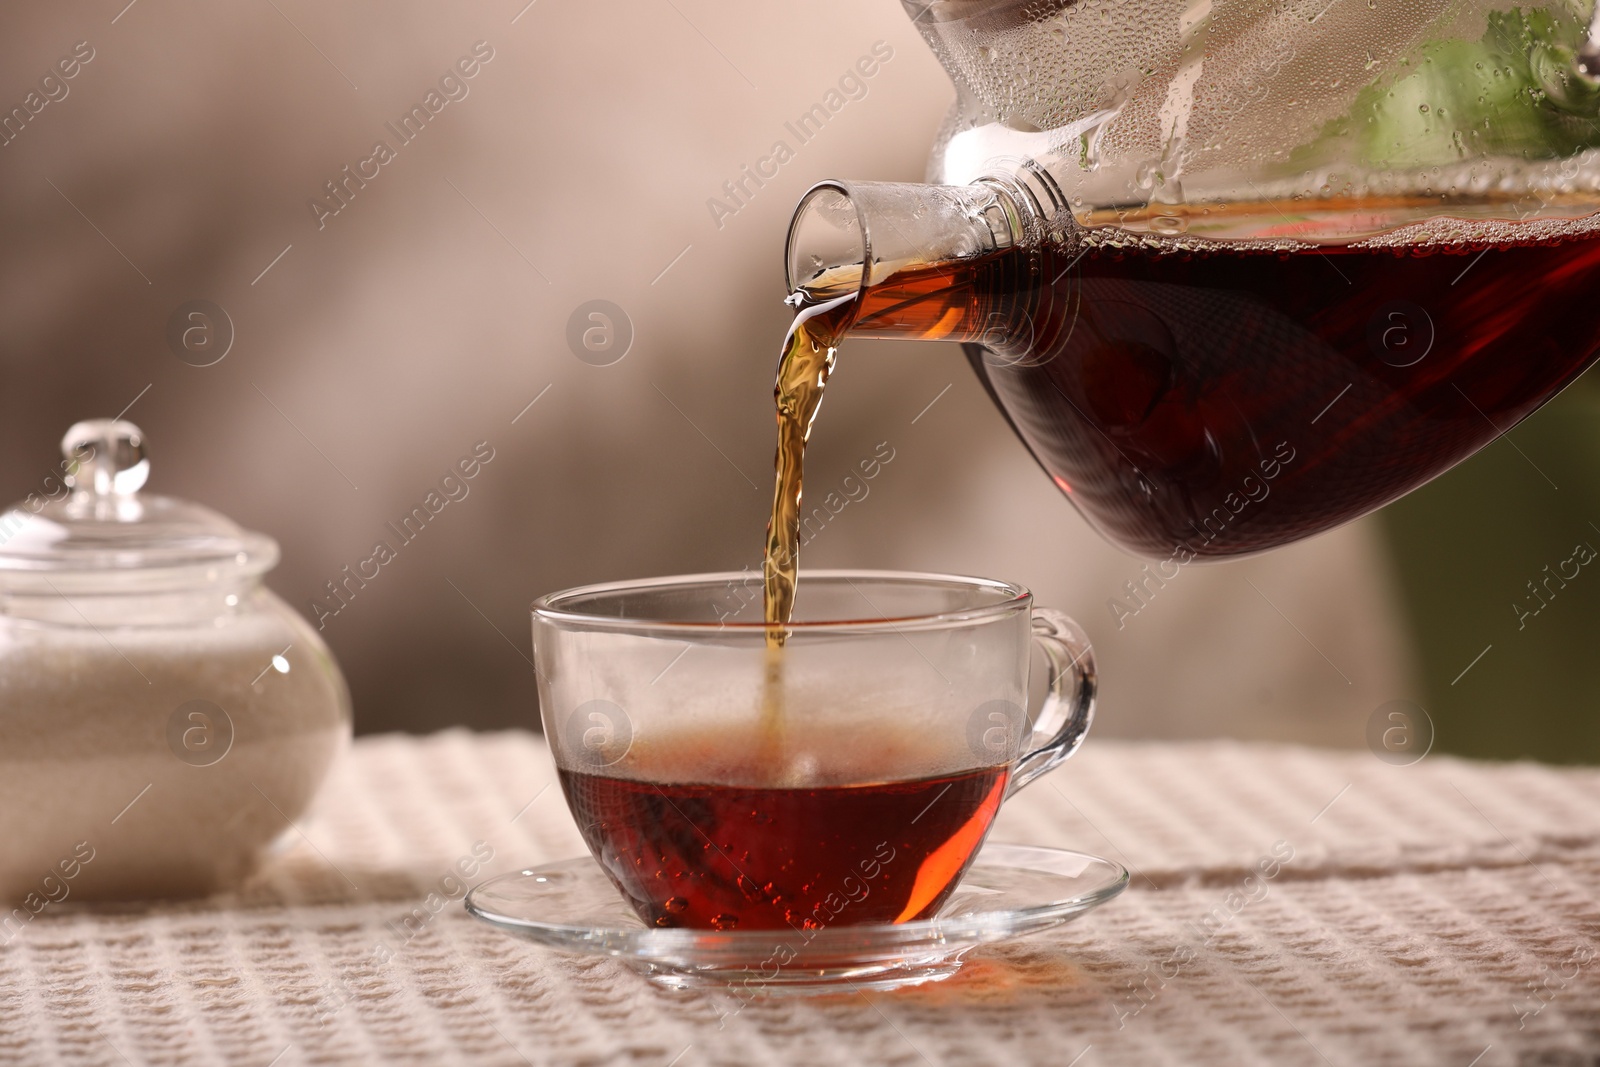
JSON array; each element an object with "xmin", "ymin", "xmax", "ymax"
[{"xmin": 61, "ymin": 419, "xmax": 150, "ymax": 497}]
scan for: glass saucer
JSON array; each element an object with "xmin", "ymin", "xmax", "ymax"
[{"xmin": 464, "ymin": 842, "xmax": 1128, "ymax": 993}]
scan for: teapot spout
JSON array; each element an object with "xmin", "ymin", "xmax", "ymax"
[{"xmin": 784, "ymin": 177, "xmax": 1064, "ymax": 345}]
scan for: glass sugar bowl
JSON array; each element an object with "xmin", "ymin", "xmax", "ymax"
[{"xmin": 0, "ymin": 419, "xmax": 351, "ymax": 902}]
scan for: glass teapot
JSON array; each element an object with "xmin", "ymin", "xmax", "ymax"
[{"xmin": 785, "ymin": 0, "xmax": 1600, "ymax": 558}]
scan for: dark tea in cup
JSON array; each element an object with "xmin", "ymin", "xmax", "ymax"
[
  {"xmin": 560, "ymin": 723, "xmax": 1010, "ymax": 931},
  {"xmin": 532, "ymin": 571, "xmax": 1098, "ymax": 933}
]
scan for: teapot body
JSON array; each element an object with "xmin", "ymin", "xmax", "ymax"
[
  {"xmin": 793, "ymin": 0, "xmax": 1600, "ymax": 557},
  {"xmin": 910, "ymin": 0, "xmax": 1600, "ymax": 239}
]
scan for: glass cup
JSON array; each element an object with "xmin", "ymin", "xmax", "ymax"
[{"xmin": 530, "ymin": 569, "xmax": 1095, "ymax": 932}]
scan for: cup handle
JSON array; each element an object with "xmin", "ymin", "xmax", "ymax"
[{"xmin": 1008, "ymin": 607, "xmax": 1097, "ymax": 797}]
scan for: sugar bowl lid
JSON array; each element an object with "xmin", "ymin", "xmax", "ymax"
[{"xmin": 0, "ymin": 419, "xmax": 278, "ymax": 592}]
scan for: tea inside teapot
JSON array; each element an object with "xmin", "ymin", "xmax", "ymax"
[{"xmin": 763, "ymin": 0, "xmax": 1600, "ymax": 580}]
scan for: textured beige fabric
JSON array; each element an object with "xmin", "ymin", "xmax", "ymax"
[{"xmin": 4, "ymin": 730, "xmax": 1598, "ymax": 1066}]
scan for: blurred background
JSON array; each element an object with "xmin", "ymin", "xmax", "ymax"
[{"xmin": 1, "ymin": 0, "xmax": 1594, "ymax": 761}]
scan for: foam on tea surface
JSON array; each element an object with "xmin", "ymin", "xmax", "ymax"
[{"xmin": 605, "ymin": 716, "xmax": 984, "ymax": 789}]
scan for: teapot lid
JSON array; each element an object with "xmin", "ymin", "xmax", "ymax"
[{"xmin": 0, "ymin": 419, "xmax": 278, "ymax": 592}]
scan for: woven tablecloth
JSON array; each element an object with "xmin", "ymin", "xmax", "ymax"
[{"xmin": 4, "ymin": 730, "xmax": 1598, "ymax": 1066}]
